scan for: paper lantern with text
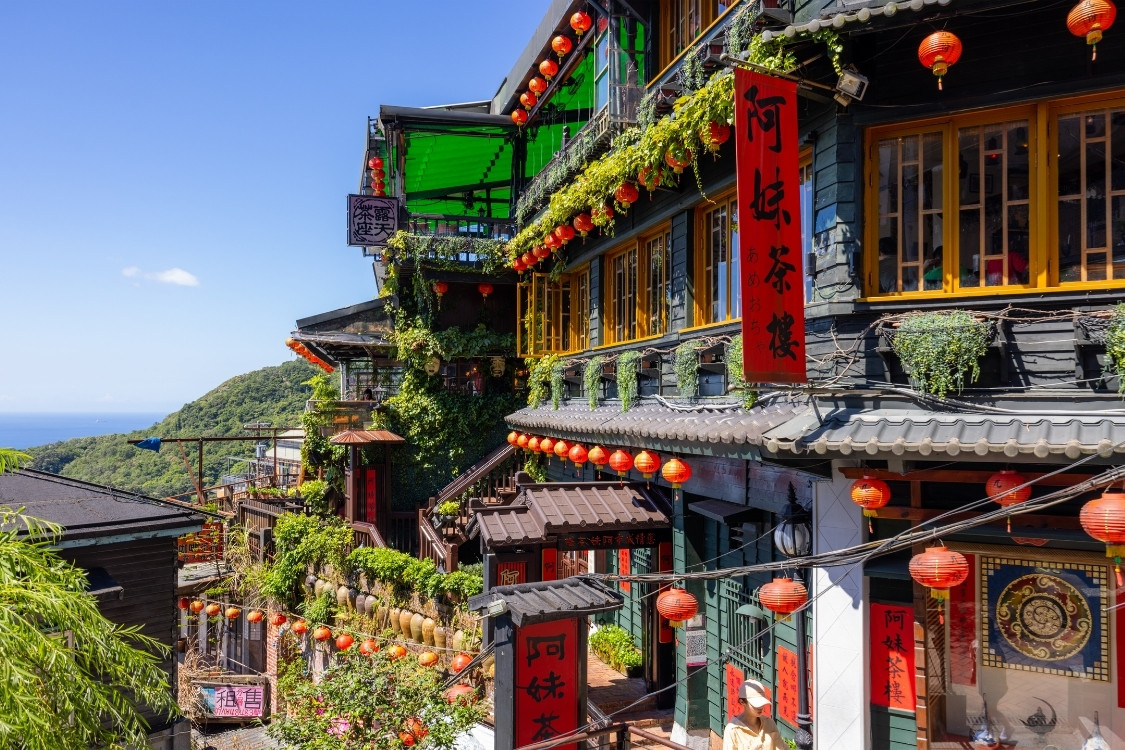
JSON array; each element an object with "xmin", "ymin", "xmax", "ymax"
[
  {"xmin": 656, "ymin": 588, "xmax": 698, "ymax": 627},
  {"xmin": 661, "ymin": 457, "xmax": 692, "ymax": 488},
  {"xmin": 609, "ymin": 449, "xmax": 633, "ymax": 477},
  {"xmin": 851, "ymin": 475, "xmax": 891, "ymax": 517},
  {"xmin": 1080, "ymin": 487, "xmax": 1125, "ymax": 584},
  {"xmin": 758, "ymin": 577, "xmax": 808, "ymax": 621},
  {"xmin": 588, "ymin": 445, "xmax": 609, "ymax": 468},
  {"xmin": 909, "ymin": 545, "xmax": 969, "ymax": 604},
  {"xmin": 614, "ymin": 182, "xmax": 639, "ymax": 209},
  {"xmin": 918, "ymin": 31, "xmax": 962, "ymax": 90},
  {"xmin": 986, "ymin": 469, "xmax": 1032, "ymax": 532},
  {"xmin": 633, "ymin": 450, "xmax": 661, "ymax": 478},
  {"xmin": 568, "ymin": 443, "xmax": 588, "ymax": 467},
  {"xmin": 1068, "ymin": 0, "xmax": 1117, "ymax": 59}
]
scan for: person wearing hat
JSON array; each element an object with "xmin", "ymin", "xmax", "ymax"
[{"xmin": 722, "ymin": 679, "xmax": 786, "ymax": 750}]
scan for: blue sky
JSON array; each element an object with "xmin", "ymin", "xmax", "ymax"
[{"xmin": 0, "ymin": 1, "xmax": 549, "ymax": 413}]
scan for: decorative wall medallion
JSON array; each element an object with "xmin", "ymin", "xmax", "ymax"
[{"xmin": 995, "ymin": 573, "xmax": 1090, "ymax": 661}]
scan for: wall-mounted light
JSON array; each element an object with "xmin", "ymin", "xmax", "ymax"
[{"xmin": 834, "ymin": 67, "xmax": 869, "ymax": 107}]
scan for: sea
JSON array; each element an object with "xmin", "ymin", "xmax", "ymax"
[{"xmin": 0, "ymin": 412, "xmax": 168, "ymax": 450}]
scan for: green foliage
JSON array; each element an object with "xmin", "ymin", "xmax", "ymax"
[
  {"xmin": 674, "ymin": 342, "xmax": 702, "ymax": 398},
  {"xmin": 299, "ymin": 591, "xmax": 338, "ymax": 626},
  {"xmin": 346, "ymin": 546, "xmax": 411, "ymax": 589},
  {"xmin": 392, "ymin": 317, "xmax": 514, "ymax": 372},
  {"xmin": 617, "ymin": 351, "xmax": 640, "ymax": 411},
  {"xmin": 1104, "ymin": 304, "xmax": 1125, "ymax": 395},
  {"xmin": 589, "ymin": 624, "xmax": 642, "ymax": 672},
  {"xmin": 550, "ymin": 359, "xmax": 565, "ymax": 410},
  {"xmin": 300, "ymin": 375, "xmax": 349, "ymax": 509},
  {"xmin": 891, "ymin": 311, "xmax": 992, "ymax": 399},
  {"xmin": 27, "ymin": 360, "xmax": 318, "ymax": 498},
  {"xmin": 435, "ymin": 500, "xmax": 460, "ymax": 518},
  {"xmin": 526, "ymin": 353, "xmax": 560, "ymax": 409},
  {"xmin": 0, "ymin": 508, "xmax": 179, "ymax": 749},
  {"xmin": 385, "ymin": 229, "xmax": 509, "ymax": 275},
  {"xmin": 298, "ymin": 479, "xmax": 331, "ymax": 516},
  {"xmin": 269, "ymin": 649, "xmax": 486, "ymax": 750},
  {"xmin": 344, "ymin": 545, "xmax": 482, "ymax": 604},
  {"xmin": 726, "ymin": 335, "xmax": 757, "ymax": 409},
  {"xmin": 585, "ymin": 355, "xmax": 606, "ymax": 410},
  {"xmin": 443, "ymin": 569, "xmax": 484, "ymax": 601},
  {"xmin": 261, "ymin": 513, "xmax": 353, "ymax": 609},
  {"xmin": 0, "ymin": 448, "xmax": 31, "ymax": 474},
  {"xmin": 522, "ymin": 453, "xmax": 547, "ymax": 482}
]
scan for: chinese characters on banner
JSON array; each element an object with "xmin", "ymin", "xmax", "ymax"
[
  {"xmin": 734, "ymin": 69, "xmax": 807, "ymax": 384},
  {"xmin": 725, "ymin": 663, "xmax": 745, "ymax": 721},
  {"xmin": 514, "ymin": 620, "xmax": 580, "ymax": 750},
  {"xmin": 870, "ymin": 603, "xmax": 915, "ymax": 710},
  {"xmin": 496, "ymin": 562, "xmax": 527, "ymax": 587},
  {"xmin": 618, "ymin": 548, "xmax": 631, "ymax": 594},
  {"xmin": 347, "ymin": 194, "xmax": 398, "ymax": 247},
  {"xmin": 776, "ymin": 647, "xmax": 798, "ymax": 726},
  {"xmin": 203, "ymin": 685, "xmax": 265, "ymax": 718}
]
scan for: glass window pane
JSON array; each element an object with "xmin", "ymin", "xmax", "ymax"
[
  {"xmin": 879, "ymin": 217, "xmax": 899, "ymax": 293},
  {"xmin": 1088, "ymin": 141, "xmax": 1107, "ymax": 250},
  {"xmin": 960, "ymin": 208, "xmax": 981, "ymax": 288},
  {"xmin": 1112, "ymin": 112, "xmax": 1125, "ymax": 192},
  {"xmin": 1058, "ymin": 115, "xmax": 1082, "ymax": 197},
  {"xmin": 903, "ymin": 163, "xmax": 920, "ymax": 263},
  {"xmin": 1059, "ymin": 199, "xmax": 1082, "ymax": 282}
]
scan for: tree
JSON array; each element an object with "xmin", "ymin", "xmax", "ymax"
[{"xmin": 0, "ymin": 452, "xmax": 179, "ymax": 749}]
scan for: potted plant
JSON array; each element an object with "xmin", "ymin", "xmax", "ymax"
[{"xmin": 433, "ymin": 500, "xmax": 460, "ymax": 529}]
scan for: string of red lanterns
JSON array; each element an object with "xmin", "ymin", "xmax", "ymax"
[
  {"xmin": 368, "ymin": 156, "xmax": 386, "ymax": 197},
  {"xmin": 285, "ymin": 337, "xmax": 334, "ymax": 373}
]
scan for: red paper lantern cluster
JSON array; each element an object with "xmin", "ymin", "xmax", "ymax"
[
  {"xmin": 286, "ymin": 337, "xmax": 334, "ymax": 373},
  {"xmin": 368, "ymin": 155, "xmax": 386, "ymax": 197},
  {"xmin": 909, "ymin": 545, "xmax": 969, "ymax": 605},
  {"xmin": 555, "ymin": 224, "xmax": 575, "ymax": 245},
  {"xmin": 917, "ymin": 31, "xmax": 963, "ymax": 90},
  {"xmin": 1068, "ymin": 0, "xmax": 1117, "ymax": 59},
  {"xmin": 569, "ymin": 443, "xmax": 588, "ymax": 466},
  {"xmin": 656, "ymin": 587, "xmax": 698, "ymax": 627},
  {"xmin": 758, "ymin": 577, "xmax": 808, "ymax": 621},
  {"xmin": 1080, "ymin": 487, "xmax": 1125, "ymax": 584}
]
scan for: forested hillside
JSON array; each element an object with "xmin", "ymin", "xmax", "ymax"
[{"xmin": 29, "ymin": 360, "xmax": 318, "ymax": 498}]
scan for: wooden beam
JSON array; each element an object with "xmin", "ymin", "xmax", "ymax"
[
  {"xmin": 838, "ymin": 466, "xmax": 1098, "ymax": 487},
  {"xmin": 873, "ymin": 506, "xmax": 1082, "ymax": 530}
]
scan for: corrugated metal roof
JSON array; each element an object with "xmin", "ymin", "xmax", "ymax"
[
  {"xmin": 506, "ymin": 399, "xmax": 809, "ymax": 454},
  {"xmin": 469, "ymin": 577, "xmax": 624, "ymax": 626},
  {"xmin": 763, "ymin": 409, "xmax": 1125, "ymax": 459}
]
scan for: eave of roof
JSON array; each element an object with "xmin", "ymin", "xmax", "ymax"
[{"xmin": 468, "ymin": 576, "xmax": 624, "ymax": 626}]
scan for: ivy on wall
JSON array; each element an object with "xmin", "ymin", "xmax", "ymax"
[
  {"xmin": 1105, "ymin": 304, "xmax": 1125, "ymax": 395},
  {"xmin": 890, "ymin": 311, "xmax": 992, "ymax": 399},
  {"xmin": 674, "ymin": 341, "xmax": 703, "ymax": 398},
  {"xmin": 617, "ymin": 351, "xmax": 640, "ymax": 411},
  {"xmin": 726, "ymin": 335, "xmax": 757, "ymax": 409},
  {"xmin": 585, "ymin": 355, "xmax": 607, "ymax": 410}
]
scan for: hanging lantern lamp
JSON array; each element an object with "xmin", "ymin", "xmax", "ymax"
[
  {"xmin": 269, "ymin": 612, "xmax": 287, "ymax": 627},
  {"xmin": 609, "ymin": 449, "xmax": 633, "ymax": 477},
  {"xmin": 569, "ymin": 443, "xmax": 588, "ymax": 467},
  {"xmin": 520, "ymin": 91, "xmax": 538, "ymax": 110},
  {"xmin": 368, "ymin": 156, "xmax": 384, "ymax": 170},
  {"xmin": 850, "ymin": 474, "xmax": 891, "ymax": 532},
  {"xmin": 432, "ymin": 281, "xmax": 449, "ymax": 298},
  {"xmin": 986, "ymin": 469, "xmax": 1032, "ymax": 532},
  {"xmin": 909, "ymin": 545, "xmax": 969, "ymax": 622},
  {"xmin": 555, "ymin": 224, "xmax": 575, "ymax": 244},
  {"xmin": 292, "ymin": 620, "xmax": 309, "ymax": 635},
  {"xmin": 539, "ymin": 58, "xmax": 559, "ymax": 80},
  {"xmin": 511, "ymin": 109, "xmax": 529, "ymax": 126},
  {"xmin": 247, "ymin": 609, "xmax": 264, "ymax": 624},
  {"xmin": 662, "ymin": 457, "xmax": 692, "ymax": 488},
  {"xmin": 573, "ymin": 213, "xmax": 594, "ymax": 236},
  {"xmin": 917, "ymin": 31, "xmax": 963, "ymax": 90},
  {"xmin": 189, "ymin": 599, "xmax": 205, "ymax": 614},
  {"xmin": 614, "ymin": 182, "xmax": 640, "ymax": 208},
  {"xmin": 638, "ymin": 166, "xmax": 658, "ymax": 192},
  {"xmin": 588, "ymin": 445, "xmax": 609, "ymax": 468},
  {"xmin": 533, "ymin": 245, "xmax": 552, "ymax": 260},
  {"xmin": 1080, "ymin": 487, "xmax": 1125, "ymax": 585},
  {"xmin": 336, "ymin": 633, "xmax": 355, "ymax": 650},
  {"xmin": 177, "ymin": 597, "xmax": 191, "ymax": 610},
  {"xmin": 528, "ymin": 76, "xmax": 547, "ymax": 94},
  {"xmin": 1068, "ymin": 0, "xmax": 1117, "ymax": 59},
  {"xmin": 313, "ymin": 625, "xmax": 333, "ymax": 642},
  {"xmin": 656, "ymin": 588, "xmax": 698, "ymax": 627},
  {"xmin": 478, "ymin": 282, "xmax": 493, "ymax": 299},
  {"xmin": 528, "ymin": 435, "xmax": 541, "ymax": 453},
  {"xmin": 758, "ymin": 577, "xmax": 808, "ymax": 621},
  {"xmin": 634, "ymin": 450, "xmax": 661, "ymax": 478},
  {"xmin": 553, "ymin": 439, "xmax": 571, "ymax": 464},
  {"xmin": 521, "ymin": 251, "xmax": 537, "ymax": 267},
  {"xmin": 205, "ymin": 602, "xmax": 221, "ymax": 617},
  {"xmin": 664, "ymin": 148, "xmax": 692, "ymax": 174},
  {"xmin": 703, "ymin": 122, "xmax": 731, "ymax": 153},
  {"xmin": 543, "ymin": 232, "xmax": 561, "ymax": 250},
  {"xmin": 517, "ymin": 433, "xmax": 531, "ymax": 450},
  {"xmin": 512, "ymin": 257, "xmax": 526, "ymax": 272},
  {"xmin": 552, "ymin": 35, "xmax": 573, "ymax": 59},
  {"xmin": 570, "ymin": 10, "xmax": 593, "ymax": 36},
  {"xmin": 540, "ymin": 436, "xmax": 555, "ymax": 456}
]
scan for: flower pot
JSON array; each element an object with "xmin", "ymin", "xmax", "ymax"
[
  {"xmin": 399, "ymin": 609, "xmax": 415, "ymax": 637},
  {"xmin": 389, "ymin": 608, "xmax": 403, "ymax": 635},
  {"xmin": 363, "ymin": 595, "xmax": 375, "ymax": 616},
  {"xmin": 410, "ymin": 612, "xmax": 425, "ymax": 643},
  {"xmin": 434, "ymin": 626, "xmax": 449, "ymax": 650},
  {"xmin": 422, "ymin": 617, "xmax": 437, "ymax": 646}
]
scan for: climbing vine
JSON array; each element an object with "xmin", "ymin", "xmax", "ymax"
[
  {"xmin": 674, "ymin": 341, "xmax": 702, "ymax": 398},
  {"xmin": 890, "ymin": 311, "xmax": 992, "ymax": 399},
  {"xmin": 550, "ymin": 358, "xmax": 566, "ymax": 410},
  {"xmin": 585, "ymin": 355, "xmax": 606, "ymax": 410},
  {"xmin": 617, "ymin": 351, "xmax": 640, "ymax": 411},
  {"xmin": 726, "ymin": 335, "xmax": 757, "ymax": 409},
  {"xmin": 391, "ymin": 314, "xmax": 514, "ymax": 372},
  {"xmin": 384, "ymin": 230, "xmax": 509, "ymax": 275},
  {"xmin": 1102, "ymin": 304, "xmax": 1125, "ymax": 394},
  {"xmin": 526, "ymin": 354, "xmax": 560, "ymax": 409}
]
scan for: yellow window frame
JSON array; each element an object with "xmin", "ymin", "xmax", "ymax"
[
  {"xmin": 693, "ymin": 190, "xmax": 741, "ymax": 327},
  {"xmin": 603, "ymin": 226, "xmax": 672, "ymax": 345},
  {"xmin": 516, "ymin": 265, "xmax": 591, "ymax": 357}
]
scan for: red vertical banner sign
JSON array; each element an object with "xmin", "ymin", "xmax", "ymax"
[
  {"xmin": 618, "ymin": 548, "xmax": 631, "ymax": 593},
  {"xmin": 725, "ymin": 663, "xmax": 745, "ymax": 721},
  {"xmin": 514, "ymin": 619, "xmax": 580, "ymax": 750},
  {"xmin": 776, "ymin": 647, "xmax": 798, "ymax": 726},
  {"xmin": 735, "ymin": 68, "xmax": 807, "ymax": 384},
  {"xmin": 496, "ymin": 562, "xmax": 527, "ymax": 587},
  {"xmin": 364, "ymin": 469, "xmax": 379, "ymax": 525},
  {"xmin": 870, "ymin": 603, "xmax": 916, "ymax": 710},
  {"xmin": 542, "ymin": 548, "xmax": 558, "ymax": 582}
]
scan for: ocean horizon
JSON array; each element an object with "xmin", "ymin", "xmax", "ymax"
[{"xmin": 0, "ymin": 412, "xmax": 168, "ymax": 450}]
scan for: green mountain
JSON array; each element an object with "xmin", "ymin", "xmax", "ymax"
[{"xmin": 29, "ymin": 360, "xmax": 319, "ymax": 498}]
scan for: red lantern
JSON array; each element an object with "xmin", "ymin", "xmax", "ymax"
[
  {"xmin": 446, "ymin": 684, "xmax": 477, "ymax": 704},
  {"xmin": 387, "ymin": 644, "xmax": 407, "ymax": 660},
  {"xmin": 634, "ymin": 450, "xmax": 661, "ymax": 478},
  {"xmin": 512, "ymin": 257, "xmax": 526, "ymax": 272},
  {"xmin": 359, "ymin": 638, "xmax": 379, "ymax": 655},
  {"xmin": 909, "ymin": 545, "xmax": 969, "ymax": 606},
  {"xmin": 609, "ymin": 449, "xmax": 633, "ymax": 476},
  {"xmin": 656, "ymin": 588, "xmax": 698, "ymax": 627},
  {"xmin": 664, "ymin": 148, "xmax": 692, "ymax": 174},
  {"xmin": 528, "ymin": 435, "xmax": 541, "ymax": 452},
  {"xmin": 1068, "ymin": 0, "xmax": 1117, "ymax": 59},
  {"xmin": 205, "ymin": 602, "xmax": 221, "ymax": 617},
  {"xmin": 291, "ymin": 620, "xmax": 308, "ymax": 635},
  {"xmin": 368, "ymin": 156, "xmax": 384, "ymax": 170},
  {"xmin": 1080, "ymin": 487, "xmax": 1125, "ymax": 584},
  {"xmin": 593, "ymin": 203, "xmax": 614, "ymax": 222},
  {"xmin": 520, "ymin": 91, "xmax": 538, "ymax": 110},
  {"xmin": 521, "ymin": 251, "xmax": 537, "ymax": 267},
  {"xmin": 638, "ymin": 166, "xmax": 658, "ymax": 192},
  {"xmin": 451, "ymin": 652, "xmax": 474, "ymax": 673},
  {"xmin": 540, "ymin": 436, "xmax": 555, "ymax": 455},
  {"xmin": 850, "ymin": 475, "xmax": 891, "ymax": 517},
  {"xmin": 661, "ymin": 457, "xmax": 692, "ymax": 488},
  {"xmin": 758, "ymin": 577, "xmax": 808, "ymax": 621},
  {"xmin": 986, "ymin": 469, "xmax": 1032, "ymax": 531},
  {"xmin": 552, "ymin": 35, "xmax": 573, "ymax": 59},
  {"xmin": 570, "ymin": 10, "xmax": 593, "ymax": 36},
  {"xmin": 177, "ymin": 597, "xmax": 191, "ymax": 610},
  {"xmin": 517, "ymin": 433, "xmax": 531, "ymax": 450},
  {"xmin": 528, "ymin": 76, "xmax": 547, "ymax": 95},
  {"xmin": 614, "ymin": 182, "xmax": 639, "ymax": 208},
  {"xmin": 569, "ymin": 443, "xmax": 588, "ymax": 466},
  {"xmin": 511, "ymin": 109, "xmax": 529, "ymax": 126},
  {"xmin": 917, "ymin": 31, "xmax": 963, "ymax": 90},
  {"xmin": 555, "ymin": 224, "xmax": 575, "ymax": 244},
  {"xmin": 313, "ymin": 625, "xmax": 333, "ymax": 642},
  {"xmin": 247, "ymin": 609, "xmax": 264, "ymax": 624},
  {"xmin": 543, "ymin": 232, "xmax": 561, "ymax": 250},
  {"xmin": 539, "ymin": 59, "xmax": 559, "ymax": 80},
  {"xmin": 418, "ymin": 651, "xmax": 439, "ymax": 667},
  {"xmin": 432, "ymin": 281, "xmax": 449, "ymax": 298},
  {"xmin": 336, "ymin": 633, "xmax": 355, "ymax": 650},
  {"xmin": 703, "ymin": 122, "xmax": 731, "ymax": 153},
  {"xmin": 507, "ymin": 431, "xmax": 519, "ymax": 446},
  {"xmin": 477, "ymin": 282, "xmax": 493, "ymax": 299},
  {"xmin": 269, "ymin": 612, "xmax": 287, "ymax": 627},
  {"xmin": 553, "ymin": 439, "xmax": 571, "ymax": 463},
  {"xmin": 588, "ymin": 445, "xmax": 609, "ymax": 467},
  {"xmin": 533, "ymin": 245, "xmax": 551, "ymax": 259},
  {"xmin": 573, "ymin": 213, "xmax": 594, "ymax": 236}
]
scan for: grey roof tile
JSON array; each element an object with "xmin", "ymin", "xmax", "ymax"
[{"xmin": 468, "ymin": 577, "xmax": 624, "ymax": 626}]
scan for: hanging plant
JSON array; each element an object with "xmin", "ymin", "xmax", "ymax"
[
  {"xmin": 1103, "ymin": 303, "xmax": 1125, "ymax": 395},
  {"xmin": 726, "ymin": 335, "xmax": 757, "ymax": 409},
  {"xmin": 617, "ymin": 351, "xmax": 640, "ymax": 411},
  {"xmin": 674, "ymin": 341, "xmax": 703, "ymax": 398},
  {"xmin": 522, "ymin": 452, "xmax": 547, "ymax": 482},
  {"xmin": 890, "ymin": 311, "xmax": 992, "ymax": 399},
  {"xmin": 385, "ymin": 230, "xmax": 509, "ymax": 275},
  {"xmin": 550, "ymin": 359, "xmax": 566, "ymax": 410},
  {"xmin": 585, "ymin": 355, "xmax": 606, "ymax": 410},
  {"xmin": 526, "ymin": 354, "xmax": 560, "ymax": 409}
]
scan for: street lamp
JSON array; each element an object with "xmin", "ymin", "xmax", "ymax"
[{"xmin": 773, "ymin": 490, "xmax": 813, "ymax": 750}]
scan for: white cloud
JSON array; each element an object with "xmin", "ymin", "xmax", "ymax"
[{"xmin": 121, "ymin": 266, "xmax": 199, "ymax": 286}]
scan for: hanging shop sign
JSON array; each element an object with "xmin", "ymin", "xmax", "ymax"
[
  {"xmin": 347, "ymin": 194, "xmax": 398, "ymax": 247},
  {"xmin": 556, "ymin": 530, "xmax": 660, "ymax": 550},
  {"xmin": 514, "ymin": 619, "xmax": 581, "ymax": 750},
  {"xmin": 197, "ymin": 681, "xmax": 267, "ymax": 719},
  {"xmin": 870, "ymin": 604, "xmax": 915, "ymax": 710},
  {"xmin": 734, "ymin": 68, "xmax": 807, "ymax": 384}
]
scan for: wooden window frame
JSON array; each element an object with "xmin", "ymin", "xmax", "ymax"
[
  {"xmin": 693, "ymin": 191, "xmax": 741, "ymax": 327},
  {"xmin": 657, "ymin": 1, "xmax": 735, "ymax": 74},
  {"xmin": 516, "ymin": 266, "xmax": 591, "ymax": 357},
  {"xmin": 864, "ymin": 91, "xmax": 1125, "ymax": 300},
  {"xmin": 603, "ymin": 226, "xmax": 672, "ymax": 346}
]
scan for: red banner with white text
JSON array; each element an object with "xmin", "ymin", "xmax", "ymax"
[{"xmin": 735, "ymin": 68, "xmax": 807, "ymax": 384}]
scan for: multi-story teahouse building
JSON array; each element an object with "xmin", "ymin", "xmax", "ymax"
[{"xmin": 318, "ymin": 1, "xmax": 1125, "ymax": 747}]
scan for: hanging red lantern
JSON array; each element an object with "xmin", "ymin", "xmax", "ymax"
[
  {"xmin": 543, "ymin": 232, "xmax": 561, "ymax": 250},
  {"xmin": 656, "ymin": 588, "xmax": 698, "ymax": 627},
  {"xmin": 1080, "ymin": 487, "xmax": 1125, "ymax": 584},
  {"xmin": 539, "ymin": 58, "xmax": 559, "ymax": 80},
  {"xmin": 609, "ymin": 449, "xmax": 633, "ymax": 476},
  {"xmin": 1068, "ymin": 0, "xmax": 1117, "ymax": 59},
  {"xmin": 359, "ymin": 638, "xmax": 380, "ymax": 656},
  {"xmin": 986, "ymin": 469, "xmax": 1032, "ymax": 532},
  {"xmin": 638, "ymin": 166, "xmax": 658, "ymax": 192},
  {"xmin": 291, "ymin": 620, "xmax": 309, "ymax": 635},
  {"xmin": 507, "ymin": 431, "xmax": 519, "ymax": 446},
  {"xmin": 517, "ymin": 433, "xmax": 531, "ymax": 450},
  {"xmin": 555, "ymin": 224, "xmax": 575, "ymax": 244},
  {"xmin": 758, "ymin": 577, "xmax": 808, "ymax": 621},
  {"xmin": 702, "ymin": 122, "xmax": 731, "ymax": 153},
  {"xmin": 851, "ymin": 474, "xmax": 891, "ymax": 533},
  {"xmin": 520, "ymin": 91, "xmax": 538, "ymax": 110},
  {"xmin": 477, "ymin": 282, "xmax": 493, "ymax": 299},
  {"xmin": 552, "ymin": 35, "xmax": 573, "ymax": 59},
  {"xmin": 614, "ymin": 182, "xmax": 639, "ymax": 208},
  {"xmin": 512, "ymin": 257, "xmax": 526, "ymax": 272},
  {"xmin": 446, "ymin": 684, "xmax": 477, "ymax": 704},
  {"xmin": 313, "ymin": 625, "xmax": 333, "ymax": 642},
  {"xmin": 588, "ymin": 445, "xmax": 609, "ymax": 468},
  {"xmin": 528, "ymin": 76, "xmax": 547, "ymax": 95},
  {"xmin": 569, "ymin": 443, "xmax": 588, "ymax": 467},
  {"xmin": 247, "ymin": 609, "xmax": 264, "ymax": 624},
  {"xmin": 917, "ymin": 31, "xmax": 963, "ymax": 90},
  {"xmin": 432, "ymin": 281, "xmax": 449, "ymax": 298},
  {"xmin": 418, "ymin": 651, "xmax": 439, "ymax": 667},
  {"xmin": 634, "ymin": 450, "xmax": 661, "ymax": 478},
  {"xmin": 189, "ymin": 599, "xmax": 205, "ymax": 614},
  {"xmin": 664, "ymin": 148, "xmax": 692, "ymax": 174},
  {"xmin": 528, "ymin": 435, "xmax": 541, "ymax": 452},
  {"xmin": 909, "ymin": 545, "xmax": 970, "ymax": 607},
  {"xmin": 533, "ymin": 245, "xmax": 551, "ymax": 259},
  {"xmin": 336, "ymin": 633, "xmax": 355, "ymax": 650},
  {"xmin": 177, "ymin": 597, "xmax": 191, "ymax": 610},
  {"xmin": 205, "ymin": 602, "xmax": 221, "ymax": 617},
  {"xmin": 368, "ymin": 156, "xmax": 384, "ymax": 170},
  {"xmin": 593, "ymin": 203, "xmax": 614, "ymax": 222},
  {"xmin": 511, "ymin": 109, "xmax": 529, "ymax": 126},
  {"xmin": 662, "ymin": 457, "xmax": 692, "ymax": 488},
  {"xmin": 570, "ymin": 10, "xmax": 593, "ymax": 36},
  {"xmin": 553, "ymin": 439, "xmax": 571, "ymax": 463},
  {"xmin": 387, "ymin": 644, "xmax": 407, "ymax": 660},
  {"xmin": 540, "ymin": 436, "xmax": 555, "ymax": 455},
  {"xmin": 269, "ymin": 612, "xmax": 287, "ymax": 627},
  {"xmin": 451, "ymin": 652, "xmax": 474, "ymax": 673},
  {"xmin": 573, "ymin": 213, "xmax": 594, "ymax": 236},
  {"xmin": 521, "ymin": 251, "xmax": 537, "ymax": 267}
]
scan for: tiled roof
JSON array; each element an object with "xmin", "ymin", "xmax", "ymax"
[
  {"xmin": 506, "ymin": 398, "xmax": 809, "ymax": 455},
  {"xmin": 764, "ymin": 409, "xmax": 1125, "ymax": 459},
  {"xmin": 477, "ymin": 504, "xmax": 544, "ymax": 547},
  {"xmin": 469, "ymin": 577, "xmax": 624, "ymax": 626}
]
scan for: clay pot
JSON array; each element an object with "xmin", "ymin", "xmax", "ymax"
[
  {"xmin": 389, "ymin": 608, "xmax": 403, "ymax": 635},
  {"xmin": 314, "ymin": 579, "xmax": 326, "ymax": 598},
  {"xmin": 433, "ymin": 626, "xmax": 449, "ymax": 650},
  {"xmin": 304, "ymin": 574, "xmax": 318, "ymax": 593},
  {"xmin": 355, "ymin": 594, "xmax": 368, "ymax": 615},
  {"xmin": 451, "ymin": 629, "xmax": 465, "ymax": 652},
  {"xmin": 399, "ymin": 609, "xmax": 415, "ymax": 637},
  {"xmin": 410, "ymin": 612, "xmax": 425, "ymax": 643},
  {"xmin": 348, "ymin": 587, "xmax": 360, "ymax": 610},
  {"xmin": 337, "ymin": 585, "xmax": 351, "ymax": 609},
  {"xmin": 422, "ymin": 617, "xmax": 436, "ymax": 646},
  {"xmin": 376, "ymin": 604, "xmax": 389, "ymax": 628},
  {"xmin": 363, "ymin": 595, "xmax": 375, "ymax": 616}
]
